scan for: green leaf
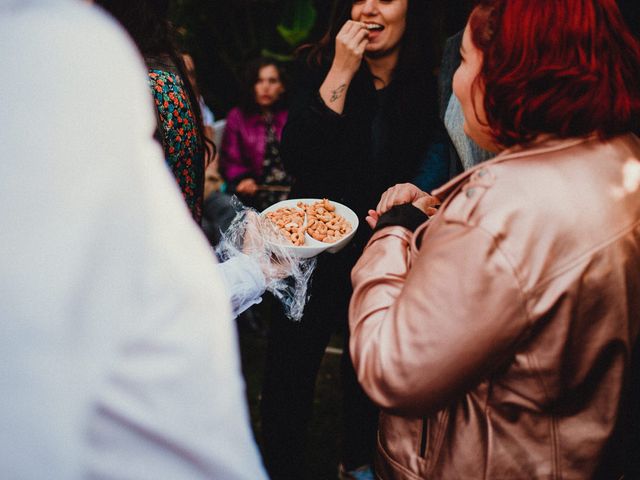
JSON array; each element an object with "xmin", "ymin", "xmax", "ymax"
[
  {"xmin": 276, "ymin": 0, "xmax": 317, "ymax": 47},
  {"xmin": 261, "ymin": 48, "xmax": 295, "ymax": 63}
]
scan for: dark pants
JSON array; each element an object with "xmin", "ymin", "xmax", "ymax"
[{"xmin": 260, "ymin": 247, "xmax": 378, "ymax": 479}]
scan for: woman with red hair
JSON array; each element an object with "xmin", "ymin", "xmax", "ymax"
[{"xmin": 348, "ymin": 0, "xmax": 640, "ymax": 478}]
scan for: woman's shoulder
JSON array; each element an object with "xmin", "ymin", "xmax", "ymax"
[
  {"xmin": 443, "ymin": 136, "xmax": 633, "ymax": 231},
  {"xmin": 226, "ymin": 106, "xmax": 243, "ymax": 118},
  {"xmin": 147, "ymin": 69, "xmax": 184, "ymax": 93},
  {"xmin": 226, "ymin": 106, "xmax": 258, "ymax": 125}
]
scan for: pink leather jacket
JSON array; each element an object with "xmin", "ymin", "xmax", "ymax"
[
  {"xmin": 219, "ymin": 107, "xmax": 288, "ymax": 182},
  {"xmin": 349, "ymin": 134, "xmax": 640, "ymax": 479}
]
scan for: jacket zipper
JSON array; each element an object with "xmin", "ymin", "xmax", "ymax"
[{"xmin": 420, "ymin": 418, "xmax": 428, "ymax": 457}]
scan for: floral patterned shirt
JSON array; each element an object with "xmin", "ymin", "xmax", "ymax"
[{"xmin": 148, "ymin": 69, "xmax": 204, "ymax": 223}]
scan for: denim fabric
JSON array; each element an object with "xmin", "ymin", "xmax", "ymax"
[{"xmin": 444, "ymin": 94, "xmax": 494, "ymax": 170}]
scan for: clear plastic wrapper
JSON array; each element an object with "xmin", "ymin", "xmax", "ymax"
[{"xmin": 215, "ymin": 200, "xmax": 317, "ymax": 321}]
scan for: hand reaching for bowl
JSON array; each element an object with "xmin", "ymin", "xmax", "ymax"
[{"xmin": 366, "ymin": 183, "xmax": 440, "ymax": 229}]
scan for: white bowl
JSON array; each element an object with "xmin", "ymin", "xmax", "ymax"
[{"xmin": 261, "ymin": 198, "xmax": 359, "ymax": 258}]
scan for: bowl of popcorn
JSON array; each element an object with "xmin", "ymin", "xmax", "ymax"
[{"xmin": 261, "ymin": 198, "xmax": 359, "ymax": 258}]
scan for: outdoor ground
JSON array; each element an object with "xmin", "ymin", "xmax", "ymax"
[{"xmin": 238, "ymin": 323, "xmax": 345, "ymax": 480}]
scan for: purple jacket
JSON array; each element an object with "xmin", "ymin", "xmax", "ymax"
[{"xmin": 219, "ymin": 107, "xmax": 288, "ymax": 182}]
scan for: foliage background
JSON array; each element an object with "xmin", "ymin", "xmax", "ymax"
[
  {"xmin": 169, "ymin": 0, "xmax": 474, "ymax": 118},
  {"xmin": 169, "ymin": 0, "xmax": 639, "ymax": 119}
]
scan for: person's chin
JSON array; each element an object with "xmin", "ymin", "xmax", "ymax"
[
  {"xmin": 364, "ymin": 47, "xmax": 387, "ymax": 59},
  {"xmin": 364, "ymin": 42, "xmax": 399, "ymax": 60}
]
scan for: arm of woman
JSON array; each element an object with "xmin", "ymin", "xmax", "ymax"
[
  {"xmin": 413, "ymin": 124, "xmax": 453, "ymax": 192},
  {"xmin": 349, "ymin": 219, "xmax": 530, "ymax": 417},
  {"xmin": 280, "ymin": 71, "xmax": 347, "ymax": 182},
  {"xmin": 318, "ymin": 20, "xmax": 369, "ymax": 114},
  {"xmin": 281, "ymin": 22, "xmax": 368, "ymax": 182}
]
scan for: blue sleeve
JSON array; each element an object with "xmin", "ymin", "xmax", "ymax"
[{"xmin": 413, "ymin": 141, "xmax": 450, "ymax": 192}]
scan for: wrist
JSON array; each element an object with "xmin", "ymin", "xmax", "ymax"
[
  {"xmin": 373, "ymin": 204, "xmax": 429, "ymax": 233},
  {"xmin": 326, "ymin": 63, "xmax": 355, "ymax": 85}
]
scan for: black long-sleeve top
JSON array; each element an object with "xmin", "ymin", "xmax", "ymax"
[{"xmin": 281, "ymin": 61, "xmax": 443, "ymax": 254}]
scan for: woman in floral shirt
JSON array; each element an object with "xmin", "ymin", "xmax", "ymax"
[
  {"xmin": 96, "ymin": 0, "xmax": 211, "ymax": 224},
  {"xmin": 147, "ymin": 65, "xmax": 204, "ymax": 222}
]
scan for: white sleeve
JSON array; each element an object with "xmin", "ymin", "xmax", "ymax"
[
  {"xmin": 217, "ymin": 255, "xmax": 266, "ymax": 317},
  {"xmin": 79, "ymin": 16, "xmax": 268, "ymax": 480},
  {"xmin": 0, "ymin": 3, "xmax": 267, "ymax": 479},
  {"xmin": 84, "ymin": 118, "xmax": 268, "ymax": 480}
]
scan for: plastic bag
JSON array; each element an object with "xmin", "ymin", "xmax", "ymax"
[{"xmin": 215, "ymin": 200, "xmax": 317, "ymax": 321}]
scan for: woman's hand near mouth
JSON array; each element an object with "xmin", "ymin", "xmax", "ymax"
[{"xmin": 319, "ymin": 20, "xmax": 369, "ymax": 114}]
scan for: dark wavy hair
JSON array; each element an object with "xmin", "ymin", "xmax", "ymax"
[
  {"xmin": 469, "ymin": 0, "xmax": 640, "ymax": 147},
  {"xmin": 239, "ymin": 57, "xmax": 288, "ymax": 115},
  {"xmin": 307, "ymin": 0, "xmax": 436, "ymax": 88},
  {"xmin": 300, "ymin": 0, "xmax": 440, "ymax": 155},
  {"xmin": 94, "ymin": 0, "xmax": 214, "ymax": 159}
]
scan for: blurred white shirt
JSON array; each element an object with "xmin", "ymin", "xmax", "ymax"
[{"xmin": 0, "ymin": 1, "xmax": 267, "ymax": 478}]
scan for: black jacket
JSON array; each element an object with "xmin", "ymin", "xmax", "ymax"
[{"xmin": 281, "ymin": 61, "xmax": 440, "ymax": 253}]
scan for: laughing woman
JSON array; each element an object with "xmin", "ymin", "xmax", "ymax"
[{"xmin": 349, "ymin": 0, "xmax": 640, "ymax": 478}]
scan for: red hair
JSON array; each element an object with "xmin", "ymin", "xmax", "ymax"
[{"xmin": 469, "ymin": 0, "xmax": 640, "ymax": 147}]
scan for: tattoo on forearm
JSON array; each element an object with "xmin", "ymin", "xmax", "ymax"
[{"xmin": 330, "ymin": 84, "xmax": 347, "ymax": 103}]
